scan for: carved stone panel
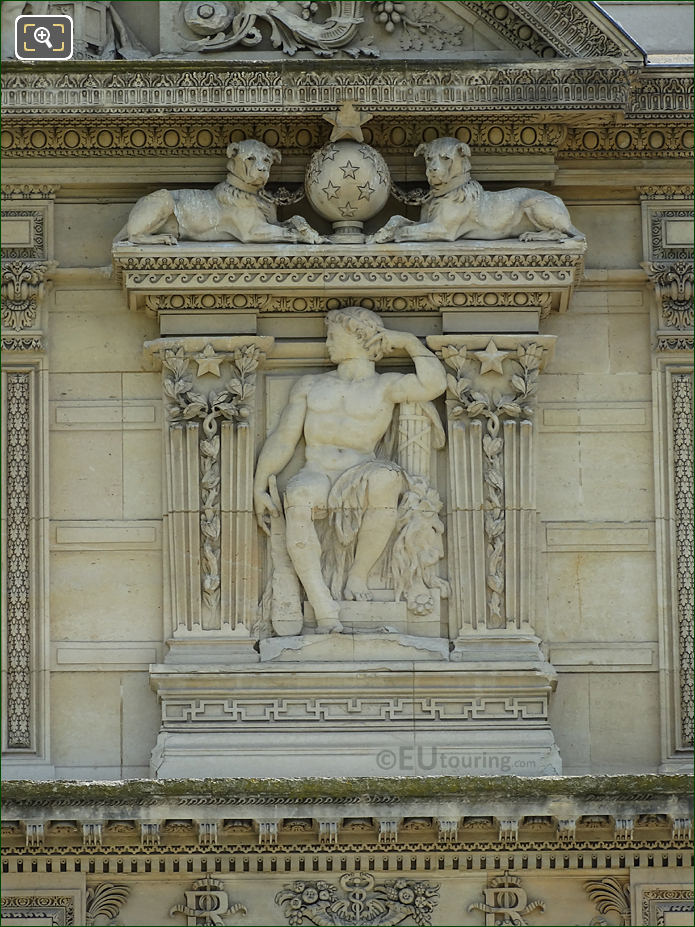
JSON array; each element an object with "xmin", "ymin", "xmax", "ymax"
[
  {"xmin": 145, "ymin": 336, "xmax": 272, "ymax": 657},
  {"xmin": 1, "ymin": 361, "xmax": 51, "ymax": 771},
  {"xmin": 428, "ymin": 334, "xmax": 555, "ymax": 644}
]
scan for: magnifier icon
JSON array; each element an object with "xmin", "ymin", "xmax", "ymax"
[{"xmin": 34, "ymin": 25, "xmax": 53, "ymax": 48}]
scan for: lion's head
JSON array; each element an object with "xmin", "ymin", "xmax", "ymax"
[
  {"xmin": 414, "ymin": 137, "xmax": 472, "ymax": 194},
  {"xmin": 226, "ymin": 139, "xmax": 281, "ymax": 191}
]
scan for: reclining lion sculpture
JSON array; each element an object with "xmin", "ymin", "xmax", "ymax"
[
  {"xmin": 368, "ymin": 136, "xmax": 583, "ymax": 244},
  {"xmin": 115, "ymin": 139, "xmax": 323, "ymax": 245}
]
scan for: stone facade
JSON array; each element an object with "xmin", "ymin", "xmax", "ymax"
[{"xmin": 1, "ymin": 2, "xmax": 693, "ymax": 924}]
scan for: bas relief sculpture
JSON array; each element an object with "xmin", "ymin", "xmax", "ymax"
[
  {"xmin": 254, "ymin": 308, "xmax": 448, "ymax": 635},
  {"xmin": 182, "ymin": 0, "xmax": 376, "ymax": 58},
  {"xmin": 115, "ymin": 139, "xmax": 323, "ymax": 245},
  {"xmin": 368, "ymin": 137, "xmax": 584, "ymax": 244}
]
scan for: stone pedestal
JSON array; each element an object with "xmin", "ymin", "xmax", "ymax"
[{"xmin": 149, "ymin": 657, "xmax": 560, "ymax": 778}]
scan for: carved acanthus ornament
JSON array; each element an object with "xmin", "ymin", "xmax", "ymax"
[
  {"xmin": 275, "ymin": 872, "xmax": 439, "ymax": 926},
  {"xmin": 85, "ymin": 883, "xmax": 130, "ymax": 926},
  {"xmin": 643, "ymin": 261, "xmax": 694, "ymax": 330},
  {"xmin": 1, "ymin": 260, "xmax": 54, "ymax": 330},
  {"xmin": 584, "ymin": 877, "xmax": 631, "ymax": 926}
]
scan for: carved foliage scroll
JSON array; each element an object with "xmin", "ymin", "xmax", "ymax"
[
  {"xmin": 163, "ymin": 343, "xmax": 262, "ymax": 631},
  {"xmin": 436, "ymin": 339, "xmax": 548, "ymax": 634},
  {"xmin": 672, "ymin": 373, "xmax": 694, "ymax": 747},
  {"xmin": 4, "ymin": 372, "xmax": 32, "ymax": 749}
]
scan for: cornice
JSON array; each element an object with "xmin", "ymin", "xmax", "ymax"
[
  {"xmin": 2, "ymin": 61, "xmax": 690, "ymax": 118},
  {"xmin": 0, "ymin": 60, "xmax": 658, "ymax": 118},
  {"xmin": 498, "ymin": 1, "xmax": 644, "ymax": 61},
  {"xmin": 1, "ymin": 62, "xmax": 690, "ymax": 161},
  {"xmin": 112, "ymin": 240, "xmax": 586, "ymax": 315},
  {"xmin": 1, "ymin": 776, "xmax": 692, "ymax": 860},
  {"xmin": 3, "ymin": 774, "xmax": 691, "ymax": 809}
]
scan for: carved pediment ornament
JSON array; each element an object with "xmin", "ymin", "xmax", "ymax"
[
  {"xmin": 176, "ymin": 0, "xmax": 640, "ymax": 61},
  {"xmin": 183, "ymin": 1, "xmax": 377, "ymax": 57}
]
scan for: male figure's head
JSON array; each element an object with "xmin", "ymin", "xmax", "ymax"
[{"xmin": 325, "ymin": 306, "xmax": 387, "ymax": 363}]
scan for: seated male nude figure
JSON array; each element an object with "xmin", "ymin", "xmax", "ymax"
[{"xmin": 254, "ymin": 307, "xmax": 446, "ymax": 633}]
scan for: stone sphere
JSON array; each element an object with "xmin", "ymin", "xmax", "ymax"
[{"xmin": 305, "ymin": 140, "xmax": 391, "ymax": 225}]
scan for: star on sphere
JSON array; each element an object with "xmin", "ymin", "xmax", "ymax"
[
  {"xmin": 357, "ymin": 180, "xmax": 375, "ymax": 201},
  {"xmin": 473, "ymin": 339, "xmax": 509, "ymax": 375},
  {"xmin": 339, "ymin": 201, "xmax": 358, "ymax": 218},
  {"xmin": 321, "ymin": 144, "xmax": 339, "ymax": 163},
  {"xmin": 340, "ymin": 160, "xmax": 360, "ymax": 180},
  {"xmin": 322, "ymin": 179, "xmax": 341, "ymax": 200},
  {"xmin": 194, "ymin": 344, "xmax": 223, "ymax": 377},
  {"xmin": 323, "ymin": 101, "xmax": 372, "ymax": 143}
]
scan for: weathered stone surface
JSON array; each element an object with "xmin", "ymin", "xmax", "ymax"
[{"xmin": 1, "ymin": 1, "xmax": 693, "ymax": 923}]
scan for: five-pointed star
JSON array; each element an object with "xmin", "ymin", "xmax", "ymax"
[
  {"xmin": 322, "ymin": 179, "xmax": 341, "ymax": 200},
  {"xmin": 340, "ymin": 160, "xmax": 360, "ymax": 180},
  {"xmin": 357, "ymin": 180, "xmax": 375, "ymax": 201},
  {"xmin": 473, "ymin": 339, "xmax": 509, "ymax": 375},
  {"xmin": 339, "ymin": 201, "xmax": 358, "ymax": 218},
  {"xmin": 323, "ymin": 101, "xmax": 372, "ymax": 143},
  {"xmin": 321, "ymin": 144, "xmax": 339, "ymax": 163},
  {"xmin": 194, "ymin": 344, "xmax": 223, "ymax": 377}
]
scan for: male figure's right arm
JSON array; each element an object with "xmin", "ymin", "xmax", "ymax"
[{"xmin": 253, "ymin": 376, "xmax": 311, "ymax": 532}]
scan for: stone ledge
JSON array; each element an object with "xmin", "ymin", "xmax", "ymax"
[
  {"xmin": 2, "ymin": 774, "xmax": 692, "ymax": 805},
  {"xmin": 113, "ymin": 239, "xmax": 586, "ymax": 317}
]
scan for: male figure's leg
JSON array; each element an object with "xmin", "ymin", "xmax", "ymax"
[
  {"xmin": 344, "ymin": 467, "xmax": 402, "ymax": 601},
  {"xmin": 285, "ymin": 469, "xmax": 342, "ymax": 632}
]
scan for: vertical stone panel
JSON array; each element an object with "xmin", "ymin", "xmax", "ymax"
[
  {"xmin": 1, "ymin": 359, "xmax": 51, "ymax": 772},
  {"xmin": 671, "ymin": 371, "xmax": 693, "ymax": 750}
]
